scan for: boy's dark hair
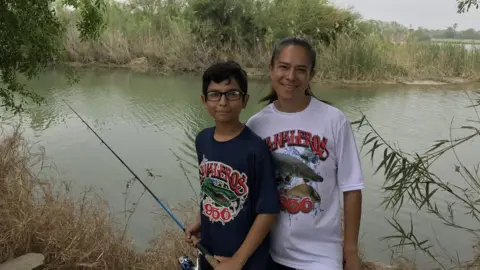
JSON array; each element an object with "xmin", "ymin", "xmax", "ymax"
[
  {"xmin": 260, "ymin": 36, "xmax": 332, "ymax": 106},
  {"xmin": 202, "ymin": 60, "xmax": 248, "ymax": 96}
]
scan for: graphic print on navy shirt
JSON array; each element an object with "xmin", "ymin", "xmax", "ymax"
[
  {"xmin": 199, "ymin": 154, "xmax": 249, "ymax": 224},
  {"xmin": 195, "ymin": 126, "xmax": 280, "ymax": 270},
  {"xmin": 264, "ymin": 129, "xmax": 329, "ymax": 216}
]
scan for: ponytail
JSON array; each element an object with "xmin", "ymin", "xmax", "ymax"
[
  {"xmin": 259, "ymin": 89, "xmax": 278, "ymax": 104},
  {"xmin": 307, "ymin": 85, "xmax": 333, "ymax": 105}
]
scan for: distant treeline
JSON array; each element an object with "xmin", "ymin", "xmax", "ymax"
[{"xmin": 363, "ymin": 20, "xmax": 480, "ymax": 42}]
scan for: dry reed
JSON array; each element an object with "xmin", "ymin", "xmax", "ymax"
[
  {"xmin": 0, "ymin": 125, "xmax": 196, "ymax": 269},
  {"xmin": 61, "ymin": 17, "xmax": 480, "ymax": 82}
]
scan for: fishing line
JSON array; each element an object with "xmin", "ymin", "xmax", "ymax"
[{"xmin": 62, "ymin": 99, "xmax": 218, "ymax": 268}]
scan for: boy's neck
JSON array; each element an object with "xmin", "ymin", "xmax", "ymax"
[{"xmin": 214, "ymin": 121, "xmax": 245, "ymax": 142}]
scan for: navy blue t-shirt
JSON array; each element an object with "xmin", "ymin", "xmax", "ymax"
[{"xmin": 195, "ymin": 126, "xmax": 280, "ymax": 270}]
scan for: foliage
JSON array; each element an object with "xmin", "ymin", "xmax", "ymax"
[
  {"xmin": 352, "ymin": 91, "xmax": 480, "ymax": 268},
  {"xmin": 252, "ymin": 0, "xmax": 363, "ymax": 46},
  {"xmin": 0, "ymin": 0, "xmax": 106, "ymax": 114},
  {"xmin": 457, "ymin": 0, "xmax": 479, "ymax": 13},
  {"xmin": 183, "ymin": 0, "xmax": 362, "ymax": 48},
  {"xmin": 188, "ymin": 0, "xmax": 262, "ymax": 47},
  {"xmin": 60, "ymin": 0, "xmax": 480, "ymax": 81}
]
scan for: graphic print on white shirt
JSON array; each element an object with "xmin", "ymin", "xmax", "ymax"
[
  {"xmin": 246, "ymin": 97, "xmax": 365, "ymax": 269},
  {"xmin": 264, "ymin": 130, "xmax": 328, "ymax": 216}
]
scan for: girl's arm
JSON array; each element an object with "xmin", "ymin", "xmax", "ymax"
[{"xmin": 343, "ymin": 190, "xmax": 362, "ymax": 254}]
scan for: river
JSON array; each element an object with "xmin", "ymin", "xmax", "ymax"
[{"xmin": 4, "ymin": 69, "xmax": 480, "ymax": 268}]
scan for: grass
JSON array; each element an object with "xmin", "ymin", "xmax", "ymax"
[
  {"xmin": 0, "ymin": 124, "xmax": 197, "ymax": 269},
  {"xmin": 64, "ymin": 26, "xmax": 480, "ymax": 83},
  {"xmin": 56, "ymin": 1, "xmax": 480, "ymax": 83}
]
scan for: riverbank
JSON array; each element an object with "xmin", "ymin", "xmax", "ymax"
[
  {"xmin": 53, "ymin": 1, "xmax": 480, "ymax": 88},
  {"xmin": 0, "ymin": 123, "xmax": 422, "ymax": 269},
  {"xmin": 64, "ymin": 59, "xmax": 480, "ymax": 88},
  {"xmin": 63, "ymin": 30, "xmax": 480, "ymax": 87}
]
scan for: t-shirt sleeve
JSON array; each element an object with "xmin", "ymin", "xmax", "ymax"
[
  {"xmin": 253, "ymin": 149, "xmax": 281, "ymax": 214},
  {"xmin": 245, "ymin": 114, "xmax": 260, "ymax": 131},
  {"xmin": 336, "ymin": 119, "xmax": 365, "ymax": 192},
  {"xmin": 245, "ymin": 116, "xmax": 254, "ymax": 129}
]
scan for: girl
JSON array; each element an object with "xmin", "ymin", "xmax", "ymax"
[{"xmin": 245, "ymin": 37, "xmax": 364, "ymax": 270}]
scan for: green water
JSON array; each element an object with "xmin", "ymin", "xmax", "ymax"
[{"xmin": 5, "ymin": 69, "xmax": 480, "ymax": 268}]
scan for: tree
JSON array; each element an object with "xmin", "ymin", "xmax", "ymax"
[
  {"xmin": 0, "ymin": 0, "xmax": 106, "ymax": 114},
  {"xmin": 444, "ymin": 27, "xmax": 456, "ymax": 39},
  {"xmin": 457, "ymin": 0, "xmax": 479, "ymax": 13}
]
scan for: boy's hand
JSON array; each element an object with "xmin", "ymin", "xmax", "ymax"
[
  {"xmin": 185, "ymin": 222, "xmax": 201, "ymax": 247},
  {"xmin": 213, "ymin": 256, "xmax": 243, "ymax": 270}
]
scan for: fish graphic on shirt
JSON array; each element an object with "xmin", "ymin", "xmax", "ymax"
[
  {"xmin": 272, "ymin": 151, "xmax": 323, "ymax": 203},
  {"xmin": 272, "ymin": 152, "xmax": 323, "ymax": 182},
  {"xmin": 284, "ymin": 183, "xmax": 321, "ymax": 203}
]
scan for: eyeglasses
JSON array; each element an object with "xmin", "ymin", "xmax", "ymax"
[{"xmin": 205, "ymin": 90, "xmax": 244, "ymax": 101}]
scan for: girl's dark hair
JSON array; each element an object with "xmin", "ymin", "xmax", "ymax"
[{"xmin": 260, "ymin": 36, "xmax": 331, "ymax": 106}]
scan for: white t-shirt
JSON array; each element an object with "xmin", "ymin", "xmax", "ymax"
[{"xmin": 245, "ymin": 97, "xmax": 365, "ymax": 270}]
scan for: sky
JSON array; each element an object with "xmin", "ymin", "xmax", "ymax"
[{"xmin": 331, "ymin": 0, "xmax": 480, "ymax": 30}]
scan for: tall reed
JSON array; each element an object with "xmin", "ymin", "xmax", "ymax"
[
  {"xmin": 59, "ymin": 1, "xmax": 480, "ymax": 81},
  {"xmin": 0, "ymin": 125, "xmax": 197, "ymax": 269}
]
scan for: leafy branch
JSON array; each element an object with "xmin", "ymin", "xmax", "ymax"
[
  {"xmin": 457, "ymin": 0, "xmax": 479, "ymax": 13},
  {"xmin": 0, "ymin": 0, "xmax": 106, "ymax": 114},
  {"xmin": 352, "ymin": 91, "xmax": 480, "ymax": 268}
]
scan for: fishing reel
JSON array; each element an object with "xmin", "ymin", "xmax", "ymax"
[{"xmin": 178, "ymin": 255, "xmax": 196, "ymax": 270}]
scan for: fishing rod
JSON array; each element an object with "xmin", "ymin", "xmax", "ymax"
[{"xmin": 62, "ymin": 99, "xmax": 218, "ymax": 268}]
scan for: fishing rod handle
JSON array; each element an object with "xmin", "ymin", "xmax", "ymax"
[{"xmin": 190, "ymin": 235, "xmax": 219, "ymax": 268}]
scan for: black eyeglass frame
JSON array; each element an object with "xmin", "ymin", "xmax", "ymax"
[{"xmin": 204, "ymin": 89, "xmax": 246, "ymax": 101}]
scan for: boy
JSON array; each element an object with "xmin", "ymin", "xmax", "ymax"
[{"xmin": 185, "ymin": 61, "xmax": 280, "ymax": 270}]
